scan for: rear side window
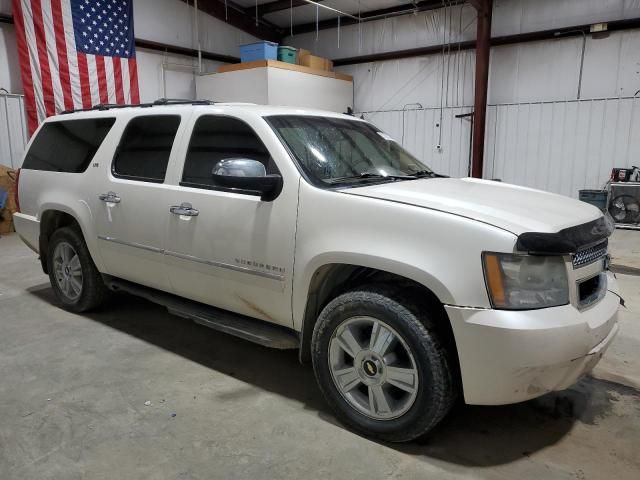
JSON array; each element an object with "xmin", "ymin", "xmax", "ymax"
[
  {"xmin": 22, "ymin": 118, "xmax": 115, "ymax": 173},
  {"xmin": 112, "ymin": 115, "xmax": 181, "ymax": 183},
  {"xmin": 181, "ymin": 115, "xmax": 276, "ymax": 189}
]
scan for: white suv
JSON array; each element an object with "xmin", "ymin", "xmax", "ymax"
[{"xmin": 13, "ymin": 100, "xmax": 620, "ymax": 442}]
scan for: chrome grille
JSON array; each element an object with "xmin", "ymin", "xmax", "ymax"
[{"xmin": 572, "ymin": 241, "xmax": 608, "ymax": 269}]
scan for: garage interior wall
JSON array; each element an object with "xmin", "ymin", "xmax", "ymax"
[
  {"xmin": 0, "ymin": 0, "xmax": 256, "ymax": 97},
  {"xmin": 0, "ymin": 0, "xmax": 258, "ymax": 168},
  {"xmin": 2, "ymin": 0, "xmax": 640, "ymax": 197},
  {"xmin": 285, "ymin": 0, "xmax": 640, "ymax": 198}
]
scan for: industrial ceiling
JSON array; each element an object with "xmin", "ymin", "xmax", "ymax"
[{"xmin": 183, "ymin": 1, "xmax": 466, "ymax": 41}]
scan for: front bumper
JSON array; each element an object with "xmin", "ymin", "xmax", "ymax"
[{"xmin": 446, "ymin": 272, "xmax": 620, "ymax": 405}]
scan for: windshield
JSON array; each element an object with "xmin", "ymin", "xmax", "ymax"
[{"xmin": 265, "ymin": 115, "xmax": 433, "ymax": 187}]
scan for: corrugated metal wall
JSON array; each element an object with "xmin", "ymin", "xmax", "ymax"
[
  {"xmin": 361, "ymin": 97, "xmax": 640, "ymax": 198},
  {"xmin": 361, "ymin": 106, "xmax": 474, "ymax": 179},
  {"xmin": 0, "ymin": 93, "xmax": 28, "ymax": 169},
  {"xmin": 295, "ymin": 0, "xmax": 640, "ymax": 198},
  {"xmin": 485, "ymin": 97, "xmax": 640, "ymax": 198}
]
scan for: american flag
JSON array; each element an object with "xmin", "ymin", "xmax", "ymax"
[{"xmin": 12, "ymin": 0, "xmax": 140, "ymax": 134}]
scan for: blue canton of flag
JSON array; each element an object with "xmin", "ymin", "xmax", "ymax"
[{"xmin": 71, "ymin": 0, "xmax": 135, "ymax": 58}]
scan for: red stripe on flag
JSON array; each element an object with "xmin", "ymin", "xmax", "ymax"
[
  {"xmin": 30, "ymin": 0, "xmax": 56, "ymax": 117},
  {"xmin": 50, "ymin": 0, "xmax": 73, "ymax": 111},
  {"xmin": 95, "ymin": 56, "xmax": 109, "ymax": 104},
  {"xmin": 128, "ymin": 58, "xmax": 140, "ymax": 104},
  {"xmin": 112, "ymin": 57, "xmax": 125, "ymax": 104},
  {"xmin": 12, "ymin": 0, "xmax": 38, "ymax": 134},
  {"xmin": 76, "ymin": 53, "xmax": 92, "ymax": 109}
]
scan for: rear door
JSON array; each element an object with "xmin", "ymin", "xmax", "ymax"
[
  {"xmin": 161, "ymin": 113, "xmax": 299, "ymax": 327},
  {"xmin": 91, "ymin": 114, "xmax": 187, "ymax": 291}
]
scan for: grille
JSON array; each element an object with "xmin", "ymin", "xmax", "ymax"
[{"xmin": 573, "ymin": 241, "xmax": 608, "ymax": 269}]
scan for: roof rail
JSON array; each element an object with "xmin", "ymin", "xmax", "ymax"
[{"xmin": 60, "ymin": 98, "xmax": 216, "ymax": 114}]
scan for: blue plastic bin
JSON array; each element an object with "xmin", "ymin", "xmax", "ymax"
[
  {"xmin": 0, "ymin": 189, "xmax": 7, "ymax": 210},
  {"xmin": 240, "ymin": 41, "xmax": 278, "ymax": 62}
]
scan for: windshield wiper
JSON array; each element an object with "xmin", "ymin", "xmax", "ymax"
[
  {"xmin": 412, "ymin": 170, "xmax": 448, "ymax": 178},
  {"xmin": 327, "ymin": 173, "xmax": 416, "ymax": 184},
  {"xmin": 359, "ymin": 172, "xmax": 417, "ymax": 180}
]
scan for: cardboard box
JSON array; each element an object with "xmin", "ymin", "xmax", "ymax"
[
  {"xmin": 0, "ymin": 165, "xmax": 17, "ymax": 234},
  {"xmin": 0, "ymin": 217, "xmax": 14, "ymax": 235},
  {"xmin": 299, "ymin": 53, "xmax": 332, "ymax": 71},
  {"xmin": 297, "ymin": 49, "xmax": 311, "ymax": 65}
]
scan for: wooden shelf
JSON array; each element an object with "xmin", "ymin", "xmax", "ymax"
[{"xmin": 217, "ymin": 60, "xmax": 352, "ymax": 82}]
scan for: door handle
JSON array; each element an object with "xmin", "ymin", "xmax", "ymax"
[
  {"xmin": 99, "ymin": 191, "xmax": 121, "ymax": 203},
  {"xmin": 170, "ymin": 202, "xmax": 199, "ymax": 216}
]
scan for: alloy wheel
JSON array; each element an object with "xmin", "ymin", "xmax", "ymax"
[
  {"xmin": 53, "ymin": 241, "xmax": 83, "ymax": 301},
  {"xmin": 328, "ymin": 316, "xmax": 419, "ymax": 420}
]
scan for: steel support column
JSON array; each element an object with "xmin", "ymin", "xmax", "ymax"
[{"xmin": 470, "ymin": 0, "xmax": 493, "ymax": 178}]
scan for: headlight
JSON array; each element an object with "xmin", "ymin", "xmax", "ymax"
[{"xmin": 482, "ymin": 253, "xmax": 569, "ymax": 310}]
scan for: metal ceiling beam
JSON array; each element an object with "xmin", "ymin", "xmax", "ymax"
[
  {"xmin": 250, "ymin": 0, "xmax": 324, "ymax": 16},
  {"xmin": 180, "ymin": 0, "xmax": 284, "ymax": 42},
  {"xmin": 333, "ymin": 17, "xmax": 640, "ymax": 66},
  {"xmin": 5, "ymin": 3, "xmax": 284, "ymax": 42},
  {"xmin": 0, "ymin": 12, "xmax": 241, "ymax": 63},
  {"xmin": 291, "ymin": 0, "xmax": 465, "ymax": 35},
  {"xmin": 135, "ymin": 38, "xmax": 240, "ymax": 63}
]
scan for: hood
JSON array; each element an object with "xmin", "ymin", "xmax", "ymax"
[{"xmin": 343, "ymin": 177, "xmax": 602, "ymax": 235}]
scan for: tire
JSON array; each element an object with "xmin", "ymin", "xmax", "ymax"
[
  {"xmin": 311, "ymin": 284, "xmax": 456, "ymax": 443},
  {"xmin": 47, "ymin": 226, "xmax": 110, "ymax": 313}
]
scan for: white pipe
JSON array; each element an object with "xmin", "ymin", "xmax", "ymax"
[
  {"xmin": 302, "ymin": 0, "xmax": 360, "ymax": 21},
  {"xmin": 162, "ymin": 60, "xmax": 201, "ymax": 98},
  {"xmin": 161, "ymin": 59, "xmax": 167, "ymax": 97}
]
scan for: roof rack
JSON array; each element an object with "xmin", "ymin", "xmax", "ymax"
[{"xmin": 60, "ymin": 98, "xmax": 216, "ymax": 114}]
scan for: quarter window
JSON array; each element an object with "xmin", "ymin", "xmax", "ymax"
[
  {"xmin": 22, "ymin": 118, "xmax": 115, "ymax": 173},
  {"xmin": 181, "ymin": 115, "xmax": 276, "ymax": 189},
  {"xmin": 112, "ymin": 115, "xmax": 181, "ymax": 183}
]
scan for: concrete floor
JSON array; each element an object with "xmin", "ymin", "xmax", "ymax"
[{"xmin": 1, "ymin": 231, "xmax": 639, "ymax": 480}]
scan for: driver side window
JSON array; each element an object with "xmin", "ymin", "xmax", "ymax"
[{"xmin": 181, "ymin": 115, "xmax": 278, "ymax": 190}]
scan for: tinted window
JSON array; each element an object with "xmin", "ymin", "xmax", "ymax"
[
  {"xmin": 181, "ymin": 116, "xmax": 276, "ymax": 189},
  {"xmin": 22, "ymin": 118, "xmax": 115, "ymax": 172},
  {"xmin": 112, "ymin": 115, "xmax": 181, "ymax": 182}
]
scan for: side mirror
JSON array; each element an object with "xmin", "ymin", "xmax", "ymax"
[{"xmin": 212, "ymin": 158, "xmax": 283, "ymax": 201}]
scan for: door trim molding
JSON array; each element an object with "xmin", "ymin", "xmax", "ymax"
[
  {"xmin": 98, "ymin": 235, "xmax": 164, "ymax": 254},
  {"xmin": 97, "ymin": 235, "xmax": 284, "ymax": 281},
  {"xmin": 165, "ymin": 250, "xmax": 285, "ymax": 281}
]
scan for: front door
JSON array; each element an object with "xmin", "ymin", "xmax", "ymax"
[
  {"xmin": 162, "ymin": 114, "xmax": 298, "ymax": 327},
  {"xmin": 91, "ymin": 114, "xmax": 184, "ymax": 291}
]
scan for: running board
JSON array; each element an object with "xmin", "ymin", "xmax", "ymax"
[{"xmin": 103, "ymin": 277, "xmax": 300, "ymax": 349}]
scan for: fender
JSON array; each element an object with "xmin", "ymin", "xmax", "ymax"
[
  {"xmin": 292, "ymin": 251, "xmax": 455, "ymax": 332},
  {"xmin": 38, "ymin": 199, "xmax": 106, "ymax": 273}
]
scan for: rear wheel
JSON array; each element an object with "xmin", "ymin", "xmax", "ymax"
[
  {"xmin": 311, "ymin": 285, "xmax": 456, "ymax": 442},
  {"xmin": 47, "ymin": 227, "xmax": 109, "ymax": 312}
]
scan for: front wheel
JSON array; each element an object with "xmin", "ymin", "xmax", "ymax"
[{"xmin": 311, "ymin": 286, "xmax": 456, "ymax": 442}]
